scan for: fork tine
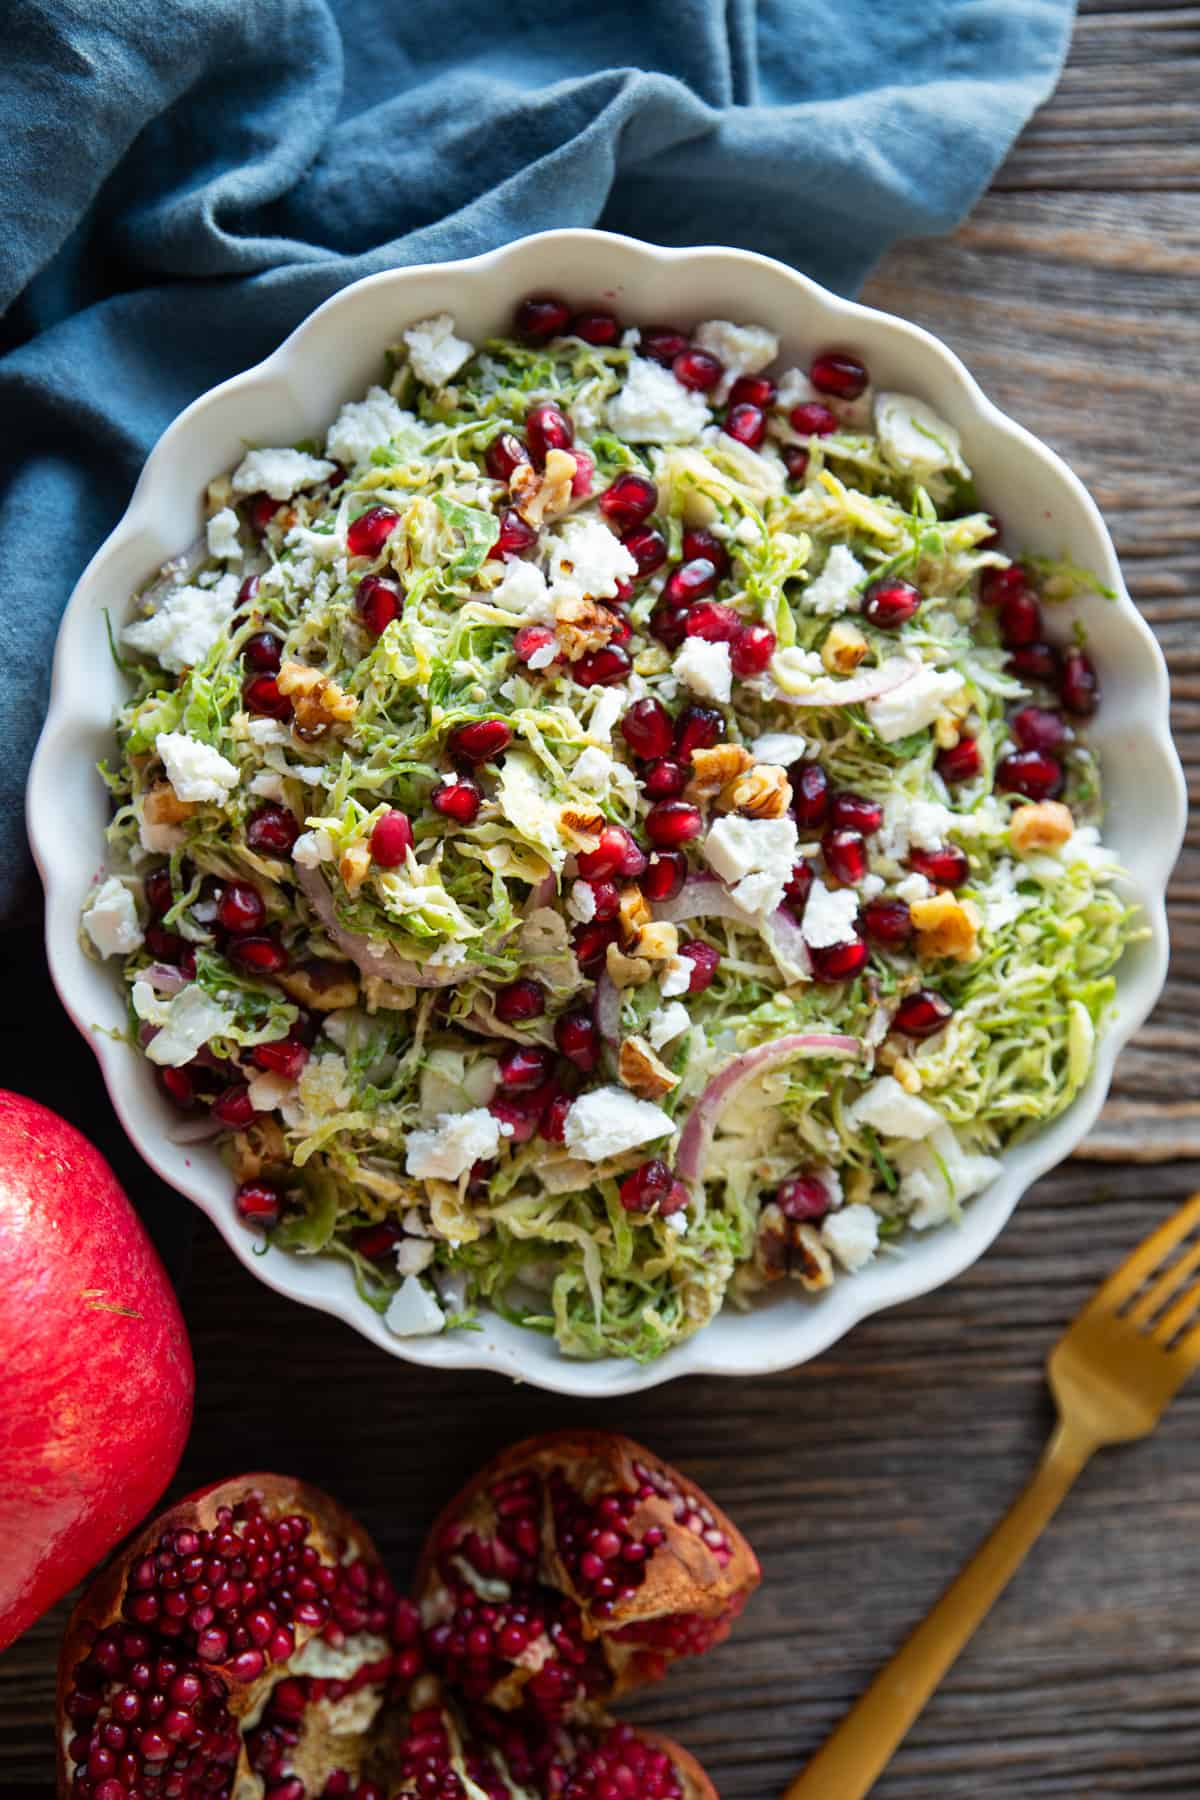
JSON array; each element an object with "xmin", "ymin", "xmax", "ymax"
[
  {"xmin": 1126, "ymin": 1239, "xmax": 1200, "ymax": 1327},
  {"xmin": 1077, "ymin": 1193, "xmax": 1200, "ymax": 1320},
  {"xmin": 1165, "ymin": 1316, "xmax": 1200, "ymax": 1371},
  {"xmin": 1151, "ymin": 1278, "xmax": 1200, "ymax": 1348}
]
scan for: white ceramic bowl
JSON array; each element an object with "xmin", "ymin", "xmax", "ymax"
[{"xmin": 28, "ymin": 228, "xmax": 1186, "ymax": 1397}]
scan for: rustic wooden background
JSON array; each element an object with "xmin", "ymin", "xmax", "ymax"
[{"xmin": 3, "ymin": 5, "xmax": 1198, "ymax": 1793}]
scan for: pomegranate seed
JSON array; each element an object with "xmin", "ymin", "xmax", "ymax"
[
  {"xmin": 789, "ymin": 401, "xmax": 838, "ymax": 436},
  {"xmin": 684, "ymin": 600, "xmax": 740, "ymax": 643},
  {"xmin": 678, "ymin": 939, "xmax": 720, "ymax": 992},
  {"xmin": 640, "ymin": 325, "xmax": 690, "ymax": 364},
  {"xmin": 144, "ymin": 868, "xmax": 173, "ymax": 916},
  {"xmin": 144, "ymin": 921, "xmax": 186, "ymax": 964},
  {"xmin": 729, "ymin": 374, "xmax": 777, "ymax": 408},
  {"xmin": 996, "ymin": 749, "xmax": 1064, "ymax": 800},
  {"xmin": 862, "ymin": 898, "xmax": 913, "ymax": 944},
  {"xmin": 355, "ymin": 573, "xmax": 403, "ymax": 637},
  {"xmin": 431, "ymin": 776, "xmax": 482, "ymax": 823},
  {"xmin": 724, "ymin": 402, "xmax": 766, "ymax": 448},
  {"xmin": 243, "ymin": 674, "xmax": 291, "ymax": 719},
  {"xmin": 555, "ymin": 1009, "xmax": 599, "ymax": 1071},
  {"xmin": 619, "ymin": 1158, "xmax": 675, "ymax": 1214},
  {"xmin": 1011, "ymin": 706, "xmax": 1067, "ymax": 752},
  {"xmin": 617, "ymin": 836, "xmax": 648, "ymax": 877},
  {"xmin": 513, "ymin": 624, "xmax": 558, "ymax": 668},
  {"xmin": 449, "ymin": 718, "xmax": 511, "ymax": 764},
  {"xmin": 575, "ymin": 453, "xmax": 601, "ymax": 498},
  {"xmin": 822, "ymin": 829, "xmax": 867, "ymax": 885},
  {"xmin": 648, "ymin": 601, "xmax": 688, "ymax": 649},
  {"xmin": 497, "ymin": 1044, "xmax": 555, "ymax": 1092},
  {"xmin": 783, "ymin": 445, "xmax": 810, "ymax": 482},
  {"xmin": 216, "ymin": 882, "xmax": 265, "ymax": 934},
  {"xmin": 621, "ymin": 697, "xmax": 674, "ymax": 760},
  {"xmin": 514, "ymin": 294, "xmax": 570, "ymax": 341},
  {"xmin": 682, "ymin": 526, "xmax": 731, "ymax": 576},
  {"xmin": 489, "ymin": 508, "xmax": 538, "ymax": 560},
  {"xmin": 1007, "ymin": 641, "xmax": 1060, "ymax": 684},
  {"xmin": 1060, "ymin": 646, "xmax": 1099, "ymax": 716},
  {"xmin": 485, "ymin": 431, "xmax": 530, "ymax": 482},
  {"xmin": 525, "ymin": 401, "xmax": 574, "ymax": 467},
  {"xmin": 672, "ymin": 348, "xmax": 723, "ymax": 391},
  {"xmin": 573, "ymin": 920, "xmax": 619, "ymax": 969},
  {"xmin": 809, "ymin": 350, "xmax": 869, "ymax": 399},
  {"xmin": 251, "ymin": 1037, "xmax": 309, "ymax": 1081},
  {"xmin": 600, "ymin": 599, "xmax": 631, "ymax": 644},
  {"xmin": 674, "ymin": 704, "xmax": 725, "ymax": 759},
  {"xmin": 730, "ymin": 623, "xmax": 776, "ymax": 675},
  {"xmin": 247, "ymin": 494, "xmax": 281, "ymax": 535},
  {"xmin": 247, "ymin": 803, "xmax": 299, "ymax": 854},
  {"xmin": 892, "ymin": 989, "xmax": 954, "ymax": 1038},
  {"xmin": 642, "ymin": 849, "xmax": 688, "ymax": 902},
  {"xmin": 370, "ymin": 808, "xmax": 414, "ymax": 868},
  {"xmin": 829, "ymin": 792, "xmax": 883, "ymax": 835},
  {"xmin": 980, "ymin": 565, "xmax": 1028, "ymax": 607},
  {"xmin": 228, "ymin": 935, "xmax": 287, "ymax": 974},
  {"xmin": 541, "ymin": 1092, "xmax": 572, "ymax": 1142},
  {"xmin": 809, "ymin": 937, "xmax": 868, "ymax": 983},
  {"xmin": 494, "ymin": 978, "xmax": 545, "ymax": 1022},
  {"xmin": 599, "ymin": 471, "xmax": 658, "ymax": 528},
  {"xmin": 863, "ymin": 577, "xmax": 921, "ymax": 630},
  {"xmin": 980, "ymin": 515, "xmax": 1003, "ymax": 548},
  {"xmin": 159, "ymin": 1066, "xmax": 195, "ymax": 1109},
  {"xmin": 936, "ymin": 736, "xmax": 982, "ymax": 783},
  {"xmin": 645, "ymin": 801, "xmax": 702, "ymax": 848},
  {"xmin": 790, "ymin": 759, "xmax": 830, "ymax": 828},
  {"xmin": 777, "ymin": 1175, "xmax": 831, "ymax": 1220},
  {"xmin": 235, "ymin": 1181, "xmax": 281, "ymax": 1228},
  {"xmin": 909, "ymin": 844, "xmax": 970, "ymax": 886},
  {"xmin": 573, "ymin": 644, "xmax": 631, "ymax": 686},
  {"xmin": 784, "ymin": 861, "xmax": 814, "ymax": 908},
  {"xmin": 622, "ymin": 524, "xmax": 668, "ymax": 577},
  {"xmin": 243, "ymin": 631, "xmax": 282, "ymax": 672},
  {"xmin": 999, "ymin": 591, "xmax": 1042, "ymax": 647},
  {"xmin": 212, "ymin": 1081, "xmax": 256, "ymax": 1129},
  {"xmin": 237, "ymin": 573, "xmax": 261, "ymax": 608},
  {"xmin": 642, "ymin": 758, "xmax": 687, "ymax": 799},
  {"xmin": 578, "ymin": 825, "xmax": 640, "ymax": 879},
  {"xmin": 569, "ymin": 308, "xmax": 621, "ymax": 345},
  {"xmin": 346, "ymin": 506, "xmax": 400, "ymax": 558}
]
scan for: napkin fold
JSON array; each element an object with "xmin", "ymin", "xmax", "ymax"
[{"xmin": 0, "ymin": 0, "xmax": 1075, "ymax": 924}]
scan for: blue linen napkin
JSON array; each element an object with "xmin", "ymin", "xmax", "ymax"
[{"xmin": 0, "ymin": 0, "xmax": 1075, "ymax": 926}]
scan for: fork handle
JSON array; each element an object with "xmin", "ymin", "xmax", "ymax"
[{"xmin": 783, "ymin": 1419, "xmax": 1094, "ymax": 1800}]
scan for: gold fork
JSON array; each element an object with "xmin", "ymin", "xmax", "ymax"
[{"xmin": 785, "ymin": 1192, "xmax": 1200, "ymax": 1800}]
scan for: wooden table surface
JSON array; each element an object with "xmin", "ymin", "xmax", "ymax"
[{"xmin": 3, "ymin": 6, "xmax": 1199, "ymax": 1794}]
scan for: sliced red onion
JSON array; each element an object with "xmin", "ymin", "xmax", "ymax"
[
  {"xmin": 143, "ymin": 963, "xmax": 188, "ymax": 994},
  {"xmin": 294, "ymin": 860, "xmax": 474, "ymax": 989},
  {"xmin": 675, "ymin": 1031, "xmax": 861, "ymax": 1184},
  {"xmin": 652, "ymin": 874, "xmax": 811, "ymax": 978},
  {"xmin": 594, "ymin": 971, "xmax": 622, "ymax": 1047},
  {"xmin": 523, "ymin": 874, "xmax": 558, "ymax": 914},
  {"xmin": 769, "ymin": 656, "xmax": 918, "ymax": 709}
]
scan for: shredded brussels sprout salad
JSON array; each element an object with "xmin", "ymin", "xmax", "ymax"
[{"xmin": 81, "ymin": 296, "xmax": 1139, "ymax": 1361}]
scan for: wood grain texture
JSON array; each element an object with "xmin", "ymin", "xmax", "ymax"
[{"xmin": 3, "ymin": 11, "xmax": 1200, "ymax": 1799}]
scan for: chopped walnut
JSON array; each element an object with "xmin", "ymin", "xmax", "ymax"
[
  {"xmin": 618, "ymin": 1034, "xmax": 679, "ymax": 1100},
  {"xmin": 205, "ymin": 475, "xmax": 234, "ymax": 515},
  {"xmin": 275, "ymin": 959, "xmax": 360, "ymax": 1010},
  {"xmin": 716, "ymin": 763, "xmax": 791, "ymax": 819},
  {"xmin": 632, "ymin": 920, "xmax": 679, "ymax": 962},
  {"xmin": 143, "ymin": 781, "xmax": 196, "ymax": 827},
  {"xmin": 511, "ymin": 448, "xmax": 578, "ymax": 527},
  {"xmin": 229, "ymin": 1117, "xmax": 288, "ymax": 1182},
  {"xmin": 277, "ymin": 661, "xmax": 358, "ymax": 742},
  {"xmin": 910, "ymin": 892, "xmax": 981, "ymax": 962},
  {"xmin": 754, "ymin": 1205, "xmax": 834, "ymax": 1291},
  {"xmin": 555, "ymin": 595, "xmax": 619, "ymax": 662},
  {"xmin": 1010, "ymin": 800, "xmax": 1074, "ymax": 854},
  {"xmin": 558, "ymin": 808, "xmax": 605, "ymax": 852},
  {"xmin": 605, "ymin": 941, "xmax": 652, "ymax": 989},
  {"xmin": 338, "ymin": 841, "xmax": 371, "ymax": 895},
  {"xmin": 618, "ymin": 885, "xmax": 652, "ymax": 943},
  {"xmin": 685, "ymin": 743, "xmax": 752, "ymax": 802},
  {"xmin": 821, "ymin": 620, "xmax": 869, "ymax": 675}
]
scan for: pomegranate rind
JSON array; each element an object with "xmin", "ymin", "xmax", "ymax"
[
  {"xmin": 417, "ymin": 1430, "xmax": 759, "ymax": 1702},
  {"xmin": 642, "ymin": 1728, "xmax": 721, "ymax": 1800},
  {"xmin": 56, "ymin": 1471, "xmax": 385, "ymax": 1799}
]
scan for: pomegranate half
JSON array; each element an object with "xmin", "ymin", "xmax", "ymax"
[{"xmin": 0, "ymin": 1090, "xmax": 193, "ymax": 1650}]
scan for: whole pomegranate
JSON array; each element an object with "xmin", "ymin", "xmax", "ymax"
[{"xmin": 0, "ymin": 1091, "xmax": 193, "ymax": 1650}]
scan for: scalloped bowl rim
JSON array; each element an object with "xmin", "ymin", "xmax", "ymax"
[{"xmin": 27, "ymin": 228, "xmax": 1186, "ymax": 1397}]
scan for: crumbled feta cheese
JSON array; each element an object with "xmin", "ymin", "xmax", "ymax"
[
  {"xmin": 136, "ymin": 983, "xmax": 235, "ymax": 1069},
  {"xmin": 325, "ymin": 385, "xmax": 412, "ymax": 467},
  {"xmin": 802, "ymin": 544, "xmax": 867, "ymax": 617},
  {"xmin": 821, "ymin": 1203, "xmax": 880, "ymax": 1272},
  {"xmin": 206, "ymin": 507, "xmax": 242, "ymax": 562},
  {"xmin": 548, "ymin": 516, "xmax": 638, "ymax": 604},
  {"xmin": 647, "ymin": 1003, "xmax": 689, "ymax": 1051},
  {"xmin": 750, "ymin": 731, "xmax": 807, "ymax": 767},
  {"xmin": 83, "ymin": 877, "xmax": 143, "ymax": 958},
  {"xmin": 249, "ymin": 772, "xmax": 286, "ymax": 801},
  {"xmin": 776, "ymin": 367, "xmax": 817, "ymax": 410},
  {"xmin": 659, "ymin": 957, "xmax": 692, "ymax": 999},
  {"xmin": 847, "ymin": 1076, "xmax": 941, "ymax": 1140},
  {"xmin": 895, "ymin": 1123, "xmax": 1002, "ymax": 1229},
  {"xmin": 894, "ymin": 871, "xmax": 934, "ymax": 903},
  {"xmin": 572, "ymin": 747, "xmax": 614, "ymax": 792},
  {"xmin": 800, "ymin": 879, "xmax": 861, "ymax": 948},
  {"xmin": 405, "ymin": 1107, "xmax": 503, "ymax": 1182},
  {"xmin": 704, "ymin": 815, "xmax": 799, "ymax": 916},
  {"xmin": 694, "ymin": 319, "xmax": 779, "ymax": 400},
  {"xmin": 566, "ymin": 881, "xmax": 597, "ymax": 924},
  {"xmin": 874, "ymin": 392, "xmax": 966, "ymax": 479},
  {"xmin": 155, "ymin": 731, "xmax": 239, "ymax": 804},
  {"xmin": 860, "ymin": 873, "xmax": 885, "ymax": 901},
  {"xmin": 562, "ymin": 1087, "xmax": 674, "ymax": 1162},
  {"xmin": 676, "ymin": 637, "xmax": 732, "ymax": 702},
  {"xmin": 976, "ymin": 859, "xmax": 1031, "ymax": 931},
  {"xmin": 395, "ymin": 1238, "xmax": 436, "ymax": 1276},
  {"xmin": 122, "ymin": 574, "xmax": 238, "ymax": 674},
  {"xmin": 245, "ymin": 718, "xmax": 292, "ymax": 746},
  {"xmin": 606, "ymin": 356, "xmax": 711, "ymax": 444},
  {"xmin": 866, "ymin": 665, "xmax": 964, "ymax": 743},
  {"xmin": 495, "ymin": 556, "xmax": 555, "ymax": 622},
  {"xmin": 285, "ymin": 520, "xmax": 345, "ymax": 564},
  {"xmin": 231, "ymin": 447, "xmax": 336, "ymax": 501},
  {"xmin": 402, "ymin": 313, "xmax": 474, "ymax": 388},
  {"xmin": 385, "ymin": 1276, "xmax": 446, "ymax": 1337},
  {"xmin": 291, "ymin": 829, "xmax": 332, "ymax": 869}
]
